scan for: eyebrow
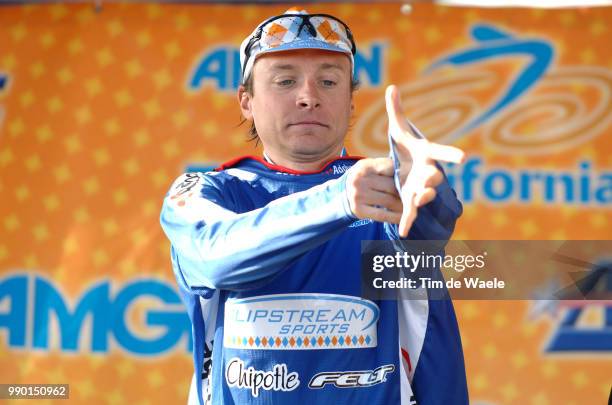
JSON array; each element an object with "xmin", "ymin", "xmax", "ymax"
[
  {"xmin": 269, "ymin": 62, "xmax": 345, "ymax": 72},
  {"xmin": 319, "ymin": 63, "xmax": 344, "ymax": 72},
  {"xmin": 269, "ymin": 64, "xmax": 296, "ymax": 71}
]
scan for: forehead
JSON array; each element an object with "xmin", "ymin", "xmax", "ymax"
[{"xmin": 253, "ymin": 49, "xmax": 351, "ymax": 75}]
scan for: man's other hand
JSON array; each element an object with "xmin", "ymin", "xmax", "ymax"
[{"xmin": 385, "ymin": 85, "xmax": 466, "ymax": 237}]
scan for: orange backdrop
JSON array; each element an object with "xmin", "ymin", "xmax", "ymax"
[{"xmin": 0, "ymin": 3, "xmax": 610, "ymax": 404}]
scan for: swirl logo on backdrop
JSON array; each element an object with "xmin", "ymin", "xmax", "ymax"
[
  {"xmin": 353, "ymin": 24, "xmax": 612, "ymax": 206},
  {"xmin": 354, "ymin": 23, "xmax": 612, "ymax": 154}
]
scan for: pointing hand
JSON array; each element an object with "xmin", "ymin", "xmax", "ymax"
[{"xmin": 385, "ymin": 85, "xmax": 465, "ymax": 237}]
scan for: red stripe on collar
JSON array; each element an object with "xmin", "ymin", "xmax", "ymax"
[{"xmin": 215, "ymin": 155, "xmax": 364, "ymax": 175}]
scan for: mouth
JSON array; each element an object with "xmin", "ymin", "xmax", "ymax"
[{"xmin": 289, "ymin": 121, "xmax": 329, "ymax": 128}]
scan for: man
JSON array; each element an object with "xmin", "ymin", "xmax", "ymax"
[{"xmin": 161, "ymin": 9, "xmax": 468, "ymax": 405}]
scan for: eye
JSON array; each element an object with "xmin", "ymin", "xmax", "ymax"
[
  {"xmin": 322, "ymin": 79, "xmax": 337, "ymax": 87},
  {"xmin": 277, "ymin": 79, "xmax": 295, "ymax": 86}
]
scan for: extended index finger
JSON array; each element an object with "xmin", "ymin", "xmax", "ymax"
[
  {"xmin": 386, "ymin": 84, "xmax": 466, "ymax": 165},
  {"xmin": 385, "ymin": 85, "xmax": 410, "ymax": 135}
]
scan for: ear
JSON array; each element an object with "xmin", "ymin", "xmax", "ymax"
[{"xmin": 238, "ymin": 85, "xmax": 254, "ymax": 121}]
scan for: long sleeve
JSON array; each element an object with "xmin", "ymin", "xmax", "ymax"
[{"xmin": 160, "ymin": 171, "xmax": 356, "ymax": 292}]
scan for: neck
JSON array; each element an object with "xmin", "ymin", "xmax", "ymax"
[{"xmin": 263, "ymin": 147, "xmax": 345, "ymax": 172}]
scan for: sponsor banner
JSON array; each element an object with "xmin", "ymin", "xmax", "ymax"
[
  {"xmin": 0, "ymin": 3, "xmax": 610, "ymax": 404},
  {"xmin": 223, "ymin": 294, "xmax": 378, "ymax": 350},
  {"xmin": 0, "ymin": 273, "xmax": 191, "ymax": 355}
]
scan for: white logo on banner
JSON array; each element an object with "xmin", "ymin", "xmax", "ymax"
[
  {"xmin": 309, "ymin": 364, "xmax": 395, "ymax": 389},
  {"xmin": 225, "ymin": 357, "xmax": 300, "ymax": 397},
  {"xmin": 223, "ymin": 293, "xmax": 379, "ymax": 350}
]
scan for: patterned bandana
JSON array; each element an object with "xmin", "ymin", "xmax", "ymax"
[{"xmin": 239, "ymin": 9, "xmax": 356, "ymax": 84}]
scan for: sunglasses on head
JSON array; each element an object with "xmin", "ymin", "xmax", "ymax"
[{"xmin": 242, "ymin": 13, "xmax": 357, "ymax": 78}]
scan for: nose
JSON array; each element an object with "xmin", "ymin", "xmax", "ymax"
[{"xmin": 296, "ymin": 80, "xmax": 321, "ymax": 110}]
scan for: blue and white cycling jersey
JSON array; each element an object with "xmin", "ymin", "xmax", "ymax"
[{"xmin": 160, "ymin": 154, "xmax": 468, "ymax": 405}]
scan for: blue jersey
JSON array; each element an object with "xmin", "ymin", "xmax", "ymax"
[{"xmin": 160, "ymin": 155, "xmax": 468, "ymax": 405}]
